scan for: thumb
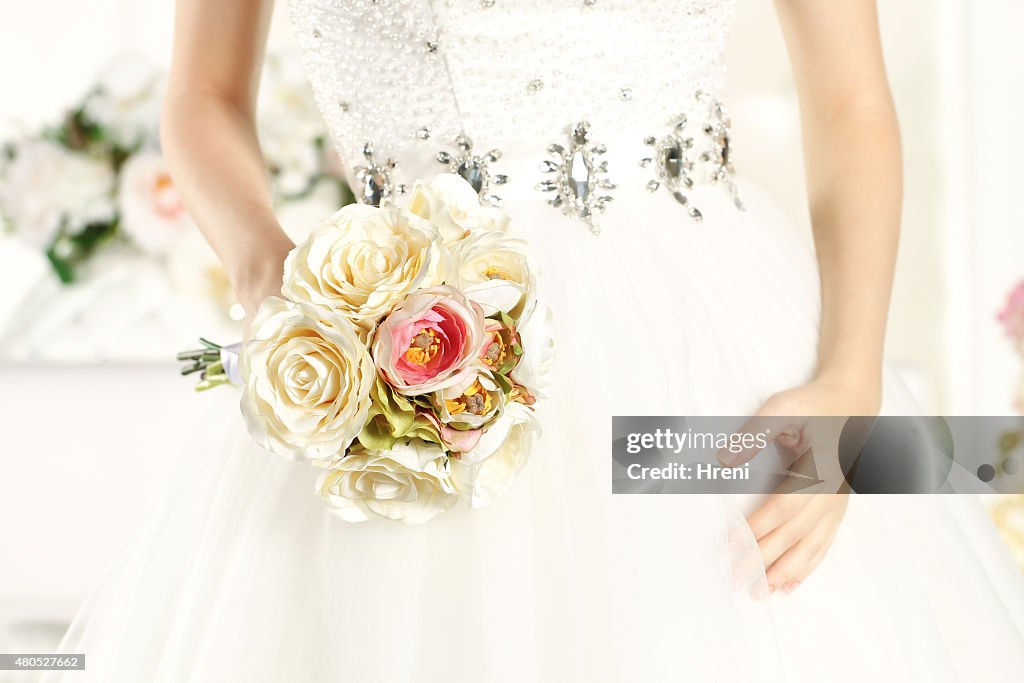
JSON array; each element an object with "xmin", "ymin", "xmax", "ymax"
[{"xmin": 716, "ymin": 414, "xmax": 796, "ymax": 467}]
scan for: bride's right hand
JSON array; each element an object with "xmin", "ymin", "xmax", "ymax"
[{"xmin": 233, "ymin": 239, "xmax": 295, "ymax": 339}]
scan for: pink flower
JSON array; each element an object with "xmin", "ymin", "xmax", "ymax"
[
  {"xmin": 373, "ymin": 286, "xmax": 486, "ymax": 396},
  {"xmin": 998, "ymin": 280, "xmax": 1024, "ymax": 343},
  {"xmin": 421, "ymin": 411, "xmax": 484, "ymax": 453},
  {"xmin": 118, "ymin": 151, "xmax": 193, "ymax": 254}
]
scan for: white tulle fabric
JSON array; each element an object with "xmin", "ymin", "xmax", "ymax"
[
  {"xmin": 46, "ymin": 179, "xmax": 1024, "ymax": 682},
  {"xmin": 47, "ymin": 0, "xmax": 1024, "ymax": 679}
]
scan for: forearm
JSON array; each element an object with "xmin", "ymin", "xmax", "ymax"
[
  {"xmin": 773, "ymin": 0, "xmax": 902, "ymax": 400},
  {"xmin": 803, "ymin": 100, "xmax": 902, "ymax": 392},
  {"xmin": 161, "ymin": 92, "xmax": 293, "ymax": 311}
]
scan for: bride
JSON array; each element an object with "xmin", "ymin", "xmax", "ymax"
[{"xmin": 48, "ymin": 0, "xmax": 1024, "ymax": 681}]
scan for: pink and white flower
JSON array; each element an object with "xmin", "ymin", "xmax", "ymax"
[
  {"xmin": 372, "ymin": 285, "xmax": 487, "ymax": 396},
  {"xmin": 118, "ymin": 151, "xmax": 193, "ymax": 254}
]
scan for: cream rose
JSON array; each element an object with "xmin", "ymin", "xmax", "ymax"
[
  {"xmin": 511, "ymin": 302, "xmax": 555, "ymax": 398},
  {"xmin": 408, "ymin": 173, "xmax": 510, "ymax": 244},
  {"xmin": 450, "ymin": 229, "xmax": 537, "ymax": 319},
  {"xmin": 241, "ymin": 297, "xmax": 374, "ymax": 463},
  {"xmin": 282, "ymin": 203, "xmax": 448, "ymax": 335},
  {"xmin": 453, "ymin": 403, "xmax": 540, "ymax": 507},
  {"xmin": 317, "ymin": 440, "xmax": 458, "ymax": 523}
]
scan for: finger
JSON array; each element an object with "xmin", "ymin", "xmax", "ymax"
[
  {"xmin": 717, "ymin": 415, "xmax": 794, "ymax": 466},
  {"xmin": 765, "ymin": 518, "xmax": 840, "ymax": 593},
  {"xmin": 754, "ymin": 505, "xmax": 818, "ymax": 568},
  {"xmin": 745, "ymin": 491, "xmax": 811, "ymax": 540}
]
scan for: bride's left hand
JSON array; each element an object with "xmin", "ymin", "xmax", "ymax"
[{"xmin": 717, "ymin": 375, "xmax": 881, "ymax": 595}]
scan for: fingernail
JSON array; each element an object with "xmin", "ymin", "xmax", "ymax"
[{"xmin": 782, "ymin": 580, "xmax": 800, "ymax": 594}]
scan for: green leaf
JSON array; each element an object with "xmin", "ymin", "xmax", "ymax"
[
  {"xmin": 358, "ymin": 378, "xmax": 443, "ymax": 451},
  {"xmin": 492, "ymin": 372, "xmax": 513, "ymax": 394},
  {"xmin": 45, "ymin": 246, "xmax": 74, "ymax": 284}
]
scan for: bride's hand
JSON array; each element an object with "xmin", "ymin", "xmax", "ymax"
[
  {"xmin": 718, "ymin": 375, "xmax": 881, "ymax": 595},
  {"xmin": 233, "ymin": 239, "xmax": 295, "ymax": 339}
]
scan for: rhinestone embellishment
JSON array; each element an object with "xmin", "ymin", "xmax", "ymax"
[
  {"xmin": 700, "ymin": 94, "xmax": 744, "ymax": 211},
  {"xmin": 354, "ymin": 142, "xmax": 405, "ymax": 207},
  {"xmin": 642, "ymin": 115, "xmax": 702, "ymax": 221},
  {"xmin": 537, "ymin": 121, "xmax": 616, "ymax": 235},
  {"xmin": 436, "ymin": 134, "xmax": 509, "ymax": 205}
]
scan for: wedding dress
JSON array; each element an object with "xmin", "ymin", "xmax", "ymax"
[{"xmin": 47, "ymin": 1, "xmax": 1024, "ymax": 681}]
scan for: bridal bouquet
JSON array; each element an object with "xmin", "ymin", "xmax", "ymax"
[{"xmin": 180, "ymin": 174, "xmax": 553, "ymax": 523}]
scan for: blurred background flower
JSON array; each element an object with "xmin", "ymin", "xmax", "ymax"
[
  {"xmin": 117, "ymin": 150, "xmax": 191, "ymax": 254},
  {"xmin": 0, "ymin": 139, "xmax": 115, "ymax": 250}
]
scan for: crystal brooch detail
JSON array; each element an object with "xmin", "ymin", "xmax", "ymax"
[
  {"xmin": 537, "ymin": 121, "xmax": 616, "ymax": 235},
  {"xmin": 436, "ymin": 134, "xmax": 509, "ymax": 206},
  {"xmin": 354, "ymin": 142, "xmax": 405, "ymax": 207}
]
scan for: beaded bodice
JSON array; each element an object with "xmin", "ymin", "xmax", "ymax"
[{"xmin": 289, "ymin": 0, "xmax": 736, "ymax": 173}]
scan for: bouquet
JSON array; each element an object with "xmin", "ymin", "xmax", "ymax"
[{"xmin": 180, "ymin": 174, "xmax": 553, "ymax": 523}]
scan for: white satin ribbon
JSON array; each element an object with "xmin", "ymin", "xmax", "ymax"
[{"xmin": 220, "ymin": 342, "xmax": 242, "ymax": 385}]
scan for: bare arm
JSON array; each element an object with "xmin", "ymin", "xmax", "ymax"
[
  {"xmin": 161, "ymin": 0, "xmax": 293, "ymax": 317},
  {"xmin": 728, "ymin": 0, "xmax": 902, "ymax": 596},
  {"xmin": 775, "ymin": 0, "xmax": 902, "ymax": 406}
]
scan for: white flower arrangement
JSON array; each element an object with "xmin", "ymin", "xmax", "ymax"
[
  {"xmin": 0, "ymin": 53, "xmax": 348, "ymax": 285},
  {"xmin": 180, "ymin": 174, "xmax": 554, "ymax": 524}
]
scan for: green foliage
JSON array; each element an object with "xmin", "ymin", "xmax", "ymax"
[
  {"xmin": 45, "ymin": 220, "xmax": 119, "ymax": 284},
  {"xmin": 358, "ymin": 377, "xmax": 444, "ymax": 451}
]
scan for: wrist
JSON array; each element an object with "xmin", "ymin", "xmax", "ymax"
[
  {"xmin": 230, "ymin": 236, "xmax": 294, "ymax": 315},
  {"xmin": 813, "ymin": 365, "xmax": 882, "ymax": 413}
]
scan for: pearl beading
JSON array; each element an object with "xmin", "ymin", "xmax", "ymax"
[{"xmin": 289, "ymin": 0, "xmax": 737, "ymax": 178}]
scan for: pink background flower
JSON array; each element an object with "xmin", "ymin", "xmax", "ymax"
[{"xmin": 998, "ymin": 280, "xmax": 1024, "ymax": 344}]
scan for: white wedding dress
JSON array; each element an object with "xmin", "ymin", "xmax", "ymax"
[{"xmin": 48, "ymin": 1, "xmax": 1024, "ymax": 681}]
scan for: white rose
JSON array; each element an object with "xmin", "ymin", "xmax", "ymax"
[
  {"xmin": 317, "ymin": 440, "xmax": 458, "ymax": 523},
  {"xmin": 118, "ymin": 151, "xmax": 193, "ymax": 255},
  {"xmin": 283, "ymin": 203, "xmax": 449, "ymax": 336},
  {"xmin": 408, "ymin": 173, "xmax": 510, "ymax": 245},
  {"xmin": 241, "ymin": 297, "xmax": 374, "ymax": 463},
  {"xmin": 453, "ymin": 403, "xmax": 540, "ymax": 508},
  {"xmin": 512, "ymin": 302, "xmax": 555, "ymax": 398},
  {"xmin": 0, "ymin": 140, "xmax": 115, "ymax": 248},
  {"xmin": 450, "ymin": 229, "xmax": 537, "ymax": 319}
]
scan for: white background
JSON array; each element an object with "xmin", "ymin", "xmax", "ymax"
[{"xmin": 0, "ymin": 0, "xmax": 1022, "ymax": 647}]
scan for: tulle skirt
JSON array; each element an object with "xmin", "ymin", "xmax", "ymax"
[{"xmin": 46, "ymin": 175, "xmax": 1024, "ymax": 682}]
